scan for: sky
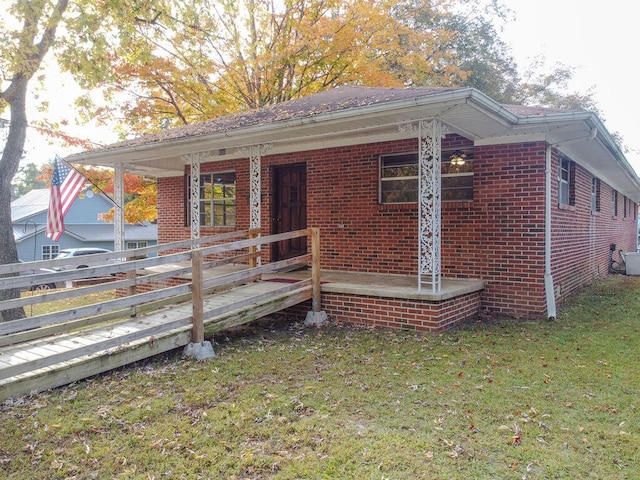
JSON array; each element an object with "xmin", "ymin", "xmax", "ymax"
[
  {"xmin": 500, "ymin": 0, "xmax": 640, "ymax": 173},
  {"xmin": 16, "ymin": 0, "xmax": 640, "ymax": 175}
]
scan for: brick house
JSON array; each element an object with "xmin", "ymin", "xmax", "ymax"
[{"xmin": 69, "ymin": 86, "xmax": 640, "ymax": 331}]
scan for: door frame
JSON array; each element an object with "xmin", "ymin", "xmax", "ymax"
[{"xmin": 270, "ymin": 162, "xmax": 307, "ymax": 261}]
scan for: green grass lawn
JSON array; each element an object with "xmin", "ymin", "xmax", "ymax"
[
  {"xmin": 3, "ymin": 276, "xmax": 639, "ymax": 479},
  {"xmin": 22, "ymin": 289, "xmax": 116, "ymax": 317}
]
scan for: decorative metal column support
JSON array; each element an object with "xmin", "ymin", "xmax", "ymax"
[
  {"xmin": 114, "ymin": 167, "xmax": 124, "ymax": 253},
  {"xmin": 249, "ymin": 145, "xmax": 262, "ymax": 231},
  {"xmin": 245, "ymin": 144, "xmax": 270, "ymax": 265},
  {"xmin": 418, "ymin": 120, "xmax": 444, "ymax": 293},
  {"xmin": 189, "ymin": 154, "xmax": 200, "ymax": 247},
  {"xmin": 249, "ymin": 145, "xmax": 262, "ymax": 266}
]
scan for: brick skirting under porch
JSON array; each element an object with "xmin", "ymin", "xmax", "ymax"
[{"xmin": 281, "ymin": 271, "xmax": 485, "ymax": 332}]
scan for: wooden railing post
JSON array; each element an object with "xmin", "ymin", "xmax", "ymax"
[
  {"xmin": 126, "ymin": 257, "xmax": 137, "ymax": 297},
  {"xmin": 304, "ymin": 227, "xmax": 327, "ymax": 326},
  {"xmin": 126, "ymin": 257, "xmax": 138, "ymax": 317},
  {"xmin": 248, "ymin": 229, "xmax": 258, "ymax": 269},
  {"xmin": 310, "ymin": 227, "xmax": 321, "ymax": 313},
  {"xmin": 183, "ymin": 247, "xmax": 215, "ymax": 359},
  {"xmin": 191, "ymin": 249, "xmax": 205, "ymax": 344}
]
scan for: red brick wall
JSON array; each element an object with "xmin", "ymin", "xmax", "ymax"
[
  {"xmin": 285, "ymin": 292, "xmax": 481, "ymax": 332},
  {"xmin": 158, "ymin": 159, "xmax": 251, "ymax": 246},
  {"xmin": 550, "ymin": 152, "xmax": 637, "ymax": 308},
  {"xmin": 157, "ymin": 137, "xmax": 637, "ymax": 319},
  {"xmin": 450, "ymin": 142, "xmax": 547, "ymax": 317},
  {"xmin": 321, "ymin": 291, "xmax": 481, "ymax": 332},
  {"xmin": 304, "ymin": 139, "xmax": 419, "ymax": 274}
]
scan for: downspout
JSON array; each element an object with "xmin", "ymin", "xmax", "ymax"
[
  {"xmin": 545, "ymin": 127, "xmax": 598, "ymax": 320},
  {"xmin": 544, "ymin": 146, "xmax": 556, "ymax": 320}
]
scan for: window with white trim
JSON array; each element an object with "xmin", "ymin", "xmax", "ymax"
[
  {"xmin": 612, "ymin": 190, "xmax": 618, "ymax": 216},
  {"xmin": 379, "ymin": 153, "xmax": 418, "ymax": 203},
  {"xmin": 442, "ymin": 152, "xmax": 474, "ymax": 201},
  {"xmin": 42, "ymin": 245, "xmax": 59, "ymax": 260},
  {"xmin": 379, "ymin": 150, "xmax": 474, "ymax": 204},
  {"xmin": 558, "ymin": 156, "xmax": 575, "ymax": 206},
  {"xmin": 186, "ymin": 172, "xmax": 236, "ymax": 226},
  {"xmin": 126, "ymin": 241, "xmax": 148, "ymax": 249}
]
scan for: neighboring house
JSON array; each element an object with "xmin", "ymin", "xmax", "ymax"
[
  {"xmin": 12, "ymin": 189, "xmax": 158, "ymax": 261},
  {"xmin": 68, "ymin": 86, "xmax": 640, "ymax": 330}
]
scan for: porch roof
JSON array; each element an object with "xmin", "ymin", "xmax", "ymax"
[{"xmin": 67, "ymin": 86, "xmax": 640, "ymax": 202}]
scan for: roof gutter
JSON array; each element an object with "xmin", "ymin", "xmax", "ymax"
[
  {"xmin": 69, "ymin": 88, "xmax": 516, "ymax": 165},
  {"xmin": 522, "ymin": 111, "xmax": 640, "ymax": 201}
]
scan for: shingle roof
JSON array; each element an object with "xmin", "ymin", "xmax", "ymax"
[
  {"xmin": 93, "ymin": 86, "xmax": 587, "ymax": 154},
  {"xmin": 68, "ymin": 85, "xmax": 640, "ymax": 202},
  {"xmin": 110, "ymin": 86, "xmax": 463, "ymax": 150},
  {"xmin": 502, "ymin": 104, "xmax": 577, "ymax": 117}
]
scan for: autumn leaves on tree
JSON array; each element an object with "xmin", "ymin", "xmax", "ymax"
[
  {"xmin": 36, "ymin": 163, "xmax": 157, "ymax": 224},
  {"xmin": 82, "ymin": 0, "xmax": 518, "ymax": 134}
]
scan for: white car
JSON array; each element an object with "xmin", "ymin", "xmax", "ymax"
[
  {"xmin": 53, "ymin": 248, "xmax": 113, "ymax": 271},
  {"xmin": 19, "ymin": 261, "xmax": 60, "ymax": 291}
]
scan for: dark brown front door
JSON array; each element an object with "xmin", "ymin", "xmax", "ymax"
[{"xmin": 272, "ymin": 164, "xmax": 307, "ymax": 260}]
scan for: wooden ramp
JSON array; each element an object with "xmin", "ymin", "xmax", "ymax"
[
  {"xmin": 0, "ymin": 229, "xmax": 320, "ymax": 402},
  {"xmin": 0, "ymin": 278, "xmax": 312, "ymax": 402}
]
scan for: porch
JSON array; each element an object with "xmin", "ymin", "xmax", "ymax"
[
  {"xmin": 268, "ymin": 270, "xmax": 485, "ymax": 332},
  {"xmin": 152, "ymin": 266, "xmax": 486, "ymax": 332},
  {"xmin": 0, "ymin": 228, "xmax": 485, "ymax": 401}
]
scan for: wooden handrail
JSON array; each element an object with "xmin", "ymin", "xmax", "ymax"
[
  {"xmin": 0, "ymin": 228, "xmax": 320, "ymax": 344},
  {"xmin": 0, "ymin": 229, "xmax": 257, "ymax": 275}
]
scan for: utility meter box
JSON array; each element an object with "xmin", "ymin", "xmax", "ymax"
[{"xmin": 624, "ymin": 252, "xmax": 640, "ymax": 275}]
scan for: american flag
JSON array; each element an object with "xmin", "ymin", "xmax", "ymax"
[{"xmin": 46, "ymin": 156, "xmax": 87, "ymax": 241}]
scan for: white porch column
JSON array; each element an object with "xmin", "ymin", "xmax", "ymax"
[
  {"xmin": 182, "ymin": 152, "xmax": 214, "ymax": 247},
  {"xmin": 246, "ymin": 144, "xmax": 270, "ymax": 265},
  {"xmin": 249, "ymin": 146, "xmax": 262, "ymax": 265},
  {"xmin": 418, "ymin": 119, "xmax": 444, "ymax": 293},
  {"xmin": 249, "ymin": 145, "xmax": 262, "ymax": 231},
  {"xmin": 114, "ymin": 167, "xmax": 124, "ymax": 253},
  {"xmin": 189, "ymin": 154, "xmax": 201, "ymax": 247}
]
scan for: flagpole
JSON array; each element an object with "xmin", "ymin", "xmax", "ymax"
[{"xmin": 56, "ymin": 155, "xmax": 122, "ymax": 209}]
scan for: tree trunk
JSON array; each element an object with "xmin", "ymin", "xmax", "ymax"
[
  {"xmin": 0, "ymin": 81, "xmax": 28, "ymax": 322},
  {"xmin": 0, "ymin": 0, "xmax": 71, "ymax": 322}
]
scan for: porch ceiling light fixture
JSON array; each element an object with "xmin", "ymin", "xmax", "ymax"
[{"xmin": 450, "ymin": 150, "xmax": 467, "ymax": 166}]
